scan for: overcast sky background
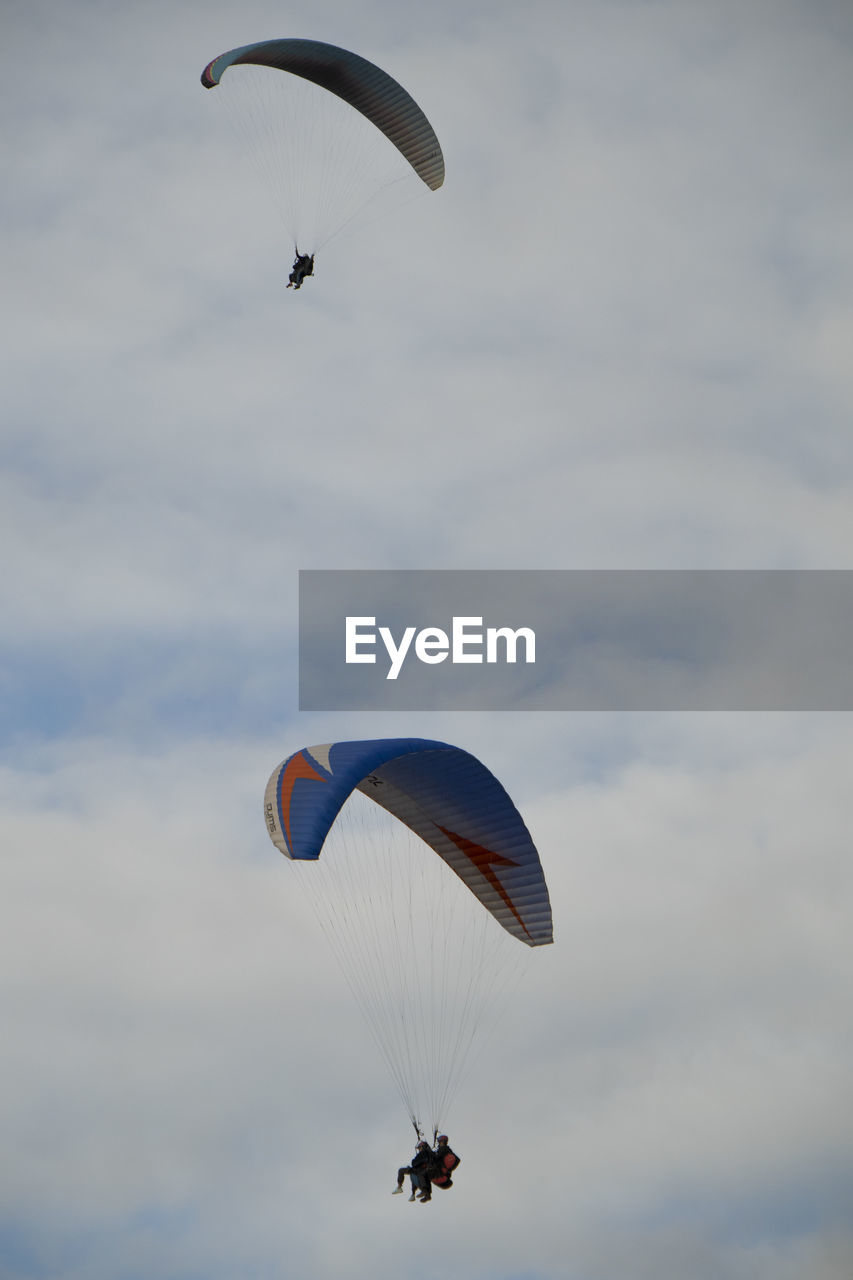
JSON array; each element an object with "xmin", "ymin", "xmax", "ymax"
[{"xmin": 2, "ymin": 1, "xmax": 853, "ymax": 1277}]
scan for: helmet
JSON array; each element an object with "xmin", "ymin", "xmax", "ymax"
[{"xmin": 436, "ymin": 1135, "xmax": 448, "ymax": 1143}]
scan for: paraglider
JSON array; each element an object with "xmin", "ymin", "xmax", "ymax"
[
  {"xmin": 393, "ymin": 1138, "xmax": 435, "ymax": 1202},
  {"xmin": 430, "ymin": 1134, "xmax": 461, "ymax": 1191},
  {"xmin": 392, "ymin": 1133, "xmax": 461, "ymax": 1203},
  {"xmin": 264, "ymin": 739, "xmax": 552, "ymax": 1144},
  {"xmin": 287, "ymin": 250, "xmax": 314, "ymax": 290},
  {"xmin": 202, "ymin": 38, "xmax": 445, "ymax": 284}
]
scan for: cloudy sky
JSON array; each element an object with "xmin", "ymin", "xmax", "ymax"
[{"xmin": 2, "ymin": 0, "xmax": 853, "ymax": 1276}]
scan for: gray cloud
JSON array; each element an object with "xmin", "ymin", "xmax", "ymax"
[{"xmin": 2, "ymin": 0, "xmax": 853, "ymax": 1275}]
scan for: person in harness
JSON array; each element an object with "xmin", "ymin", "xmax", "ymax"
[
  {"xmin": 392, "ymin": 1140, "xmax": 434, "ymax": 1202},
  {"xmin": 429, "ymin": 1135, "xmax": 461, "ymax": 1190},
  {"xmin": 287, "ymin": 250, "xmax": 314, "ymax": 290}
]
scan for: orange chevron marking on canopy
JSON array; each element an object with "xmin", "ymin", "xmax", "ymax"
[
  {"xmin": 278, "ymin": 751, "xmax": 328, "ymax": 851},
  {"xmin": 437, "ymin": 825, "xmax": 531, "ymax": 939}
]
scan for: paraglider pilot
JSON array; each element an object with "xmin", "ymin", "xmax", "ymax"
[
  {"xmin": 392, "ymin": 1140, "xmax": 434, "ymax": 1202},
  {"xmin": 430, "ymin": 1134, "xmax": 461, "ymax": 1189},
  {"xmin": 287, "ymin": 250, "xmax": 314, "ymax": 290}
]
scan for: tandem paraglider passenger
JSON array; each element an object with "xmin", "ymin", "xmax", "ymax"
[
  {"xmin": 392, "ymin": 1140, "xmax": 434, "ymax": 1202},
  {"xmin": 287, "ymin": 250, "xmax": 314, "ymax": 290}
]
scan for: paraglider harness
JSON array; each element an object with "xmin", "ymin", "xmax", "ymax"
[
  {"xmin": 287, "ymin": 249, "xmax": 314, "ymax": 290},
  {"xmin": 430, "ymin": 1146, "xmax": 461, "ymax": 1189}
]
